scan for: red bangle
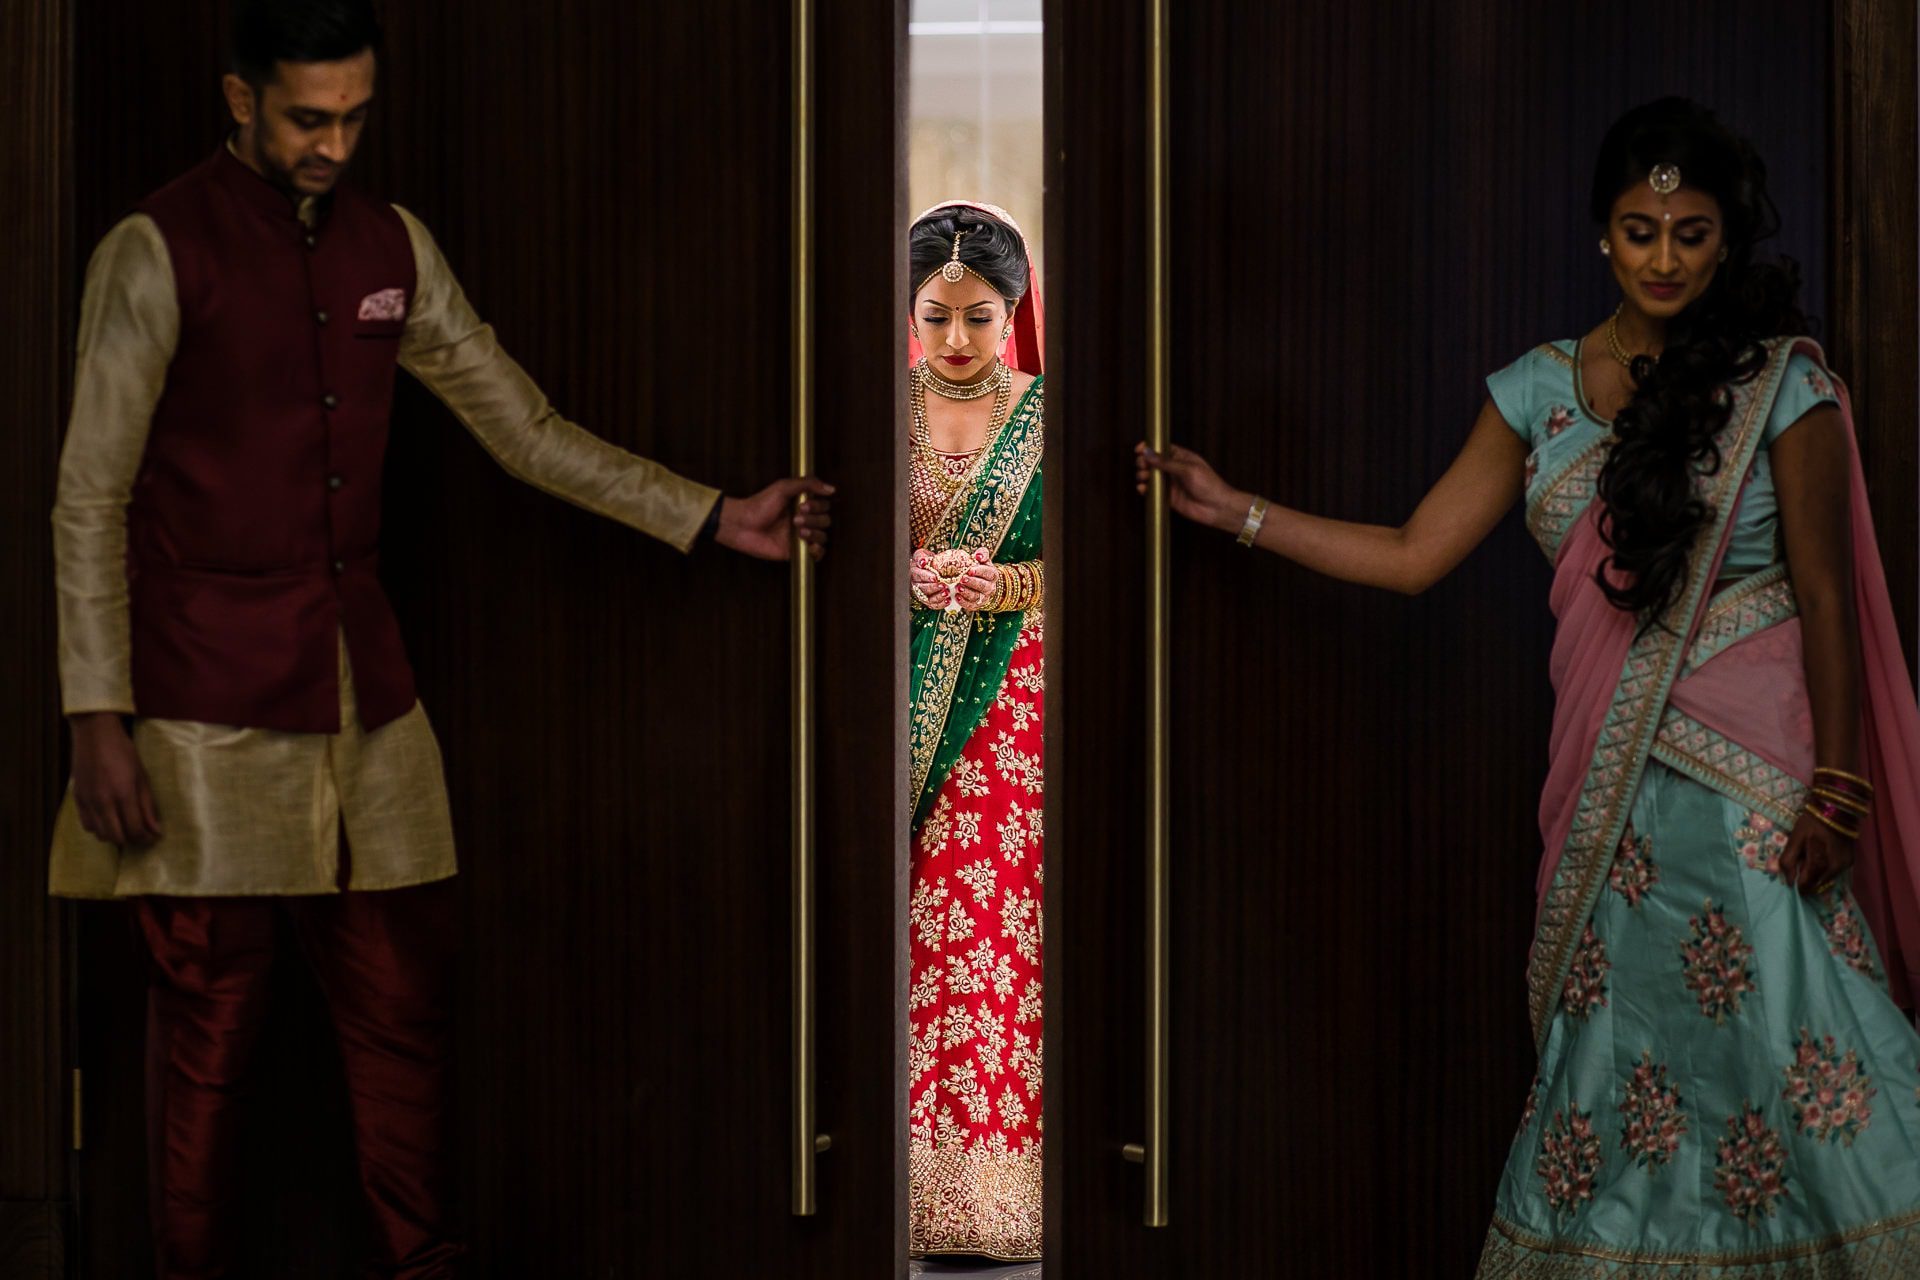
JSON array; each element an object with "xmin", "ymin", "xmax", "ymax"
[{"xmin": 1804, "ymin": 797, "xmax": 1862, "ymax": 839}]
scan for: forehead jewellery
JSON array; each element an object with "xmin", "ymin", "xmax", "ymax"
[
  {"xmin": 1648, "ymin": 163, "xmax": 1681, "ymax": 197},
  {"xmin": 919, "ymin": 228, "xmax": 981, "ymax": 293},
  {"xmin": 942, "ymin": 231, "xmax": 968, "ymax": 282}
]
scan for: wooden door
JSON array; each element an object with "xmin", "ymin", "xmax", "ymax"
[
  {"xmin": 61, "ymin": 3, "xmax": 907, "ymax": 1276},
  {"xmin": 1044, "ymin": 2, "xmax": 1905, "ymax": 1275}
]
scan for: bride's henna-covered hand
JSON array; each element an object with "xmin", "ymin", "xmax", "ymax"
[
  {"xmin": 952, "ymin": 551, "xmax": 1000, "ymax": 612},
  {"xmin": 910, "ymin": 548, "xmax": 948, "ymax": 608}
]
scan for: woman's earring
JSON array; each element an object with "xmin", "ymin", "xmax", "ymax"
[
  {"xmin": 1599, "ymin": 239, "xmax": 1611, "ymax": 257},
  {"xmin": 1717, "ymin": 246, "xmax": 1729, "ymax": 263},
  {"xmin": 1002, "ymin": 325, "xmax": 1012, "ymax": 340}
]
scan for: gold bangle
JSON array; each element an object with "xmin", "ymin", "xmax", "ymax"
[
  {"xmin": 1236, "ymin": 496, "xmax": 1270, "ymax": 548},
  {"xmin": 1803, "ymin": 805, "xmax": 1861, "ymax": 840},
  {"xmin": 1809, "ymin": 787, "xmax": 1871, "ymax": 816},
  {"xmin": 1812, "ymin": 766, "xmax": 1874, "ymax": 792},
  {"xmin": 990, "ymin": 560, "xmax": 1042, "ymax": 613}
]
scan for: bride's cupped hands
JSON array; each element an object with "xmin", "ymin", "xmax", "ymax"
[{"xmin": 910, "ymin": 546, "xmax": 998, "ymax": 611}]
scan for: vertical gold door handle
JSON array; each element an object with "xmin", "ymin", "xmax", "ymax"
[
  {"xmin": 1127, "ymin": 0, "xmax": 1174, "ymax": 1231},
  {"xmin": 790, "ymin": 0, "xmax": 830, "ymax": 1218}
]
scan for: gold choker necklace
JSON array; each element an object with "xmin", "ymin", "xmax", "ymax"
[
  {"xmin": 1606, "ymin": 304, "xmax": 1656, "ymax": 372},
  {"xmin": 919, "ymin": 357, "xmax": 1003, "ymax": 400}
]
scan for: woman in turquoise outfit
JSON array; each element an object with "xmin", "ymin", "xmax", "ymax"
[{"xmin": 1141, "ymin": 98, "xmax": 1920, "ymax": 1274}]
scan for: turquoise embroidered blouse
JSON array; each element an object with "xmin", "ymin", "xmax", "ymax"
[{"xmin": 1487, "ymin": 340, "xmax": 1838, "ymax": 575}]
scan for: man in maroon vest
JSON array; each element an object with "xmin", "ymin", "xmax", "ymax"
[{"xmin": 47, "ymin": 1, "xmax": 830, "ymax": 1274}]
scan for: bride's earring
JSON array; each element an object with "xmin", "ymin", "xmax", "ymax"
[{"xmin": 1599, "ymin": 239, "xmax": 1612, "ymax": 256}]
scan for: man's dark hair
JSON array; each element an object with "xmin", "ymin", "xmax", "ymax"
[{"xmin": 230, "ymin": 0, "xmax": 383, "ymax": 87}]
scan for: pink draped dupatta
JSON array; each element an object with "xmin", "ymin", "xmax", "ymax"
[{"xmin": 1527, "ymin": 338, "xmax": 1920, "ymax": 1049}]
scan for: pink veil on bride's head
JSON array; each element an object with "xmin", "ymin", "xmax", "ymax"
[{"xmin": 907, "ymin": 200, "xmax": 1045, "ymax": 375}]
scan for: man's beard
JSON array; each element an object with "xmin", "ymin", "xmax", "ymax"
[{"xmin": 249, "ymin": 133, "xmax": 337, "ymax": 198}]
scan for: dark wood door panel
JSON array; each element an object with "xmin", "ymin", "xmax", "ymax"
[
  {"xmin": 63, "ymin": 2, "xmax": 904, "ymax": 1275},
  {"xmin": 1049, "ymin": 2, "xmax": 1845, "ymax": 1275}
]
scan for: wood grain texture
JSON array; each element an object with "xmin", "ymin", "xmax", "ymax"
[
  {"xmin": 65, "ymin": 9, "xmax": 233, "ymax": 1275},
  {"xmin": 1830, "ymin": 0, "xmax": 1919, "ymax": 663},
  {"xmin": 1047, "ymin": 2, "xmax": 1841, "ymax": 1275},
  {"xmin": 0, "ymin": 1202, "xmax": 65, "ymax": 1280},
  {"xmin": 0, "ymin": 0, "xmax": 72, "ymax": 1260},
  {"xmin": 64, "ymin": 1, "xmax": 904, "ymax": 1274}
]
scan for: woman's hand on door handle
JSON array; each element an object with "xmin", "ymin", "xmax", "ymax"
[{"xmin": 1135, "ymin": 441, "xmax": 1249, "ymax": 533}]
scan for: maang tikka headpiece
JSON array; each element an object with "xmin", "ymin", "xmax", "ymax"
[
  {"xmin": 941, "ymin": 231, "xmax": 968, "ymax": 283},
  {"xmin": 921, "ymin": 226, "xmax": 980, "ymax": 292},
  {"xmin": 1648, "ymin": 163, "xmax": 1682, "ymax": 196}
]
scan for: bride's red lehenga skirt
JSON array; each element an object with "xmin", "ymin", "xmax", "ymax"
[{"xmin": 908, "ymin": 614, "xmax": 1044, "ymax": 1260}]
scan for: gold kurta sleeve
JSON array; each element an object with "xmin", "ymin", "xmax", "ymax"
[
  {"xmin": 392, "ymin": 205, "xmax": 721, "ymax": 551},
  {"xmin": 51, "ymin": 214, "xmax": 179, "ymax": 716}
]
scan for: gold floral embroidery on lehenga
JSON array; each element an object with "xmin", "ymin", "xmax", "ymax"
[{"xmin": 908, "ymin": 610, "xmax": 1045, "ymax": 1260}]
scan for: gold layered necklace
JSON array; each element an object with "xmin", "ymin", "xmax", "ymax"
[{"xmin": 910, "ymin": 360, "xmax": 1013, "ymax": 506}]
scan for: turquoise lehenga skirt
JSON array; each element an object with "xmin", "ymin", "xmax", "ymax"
[{"xmin": 1478, "ymin": 764, "xmax": 1920, "ymax": 1274}]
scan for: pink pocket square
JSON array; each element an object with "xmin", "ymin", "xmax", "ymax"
[{"xmin": 357, "ymin": 288, "xmax": 408, "ymax": 322}]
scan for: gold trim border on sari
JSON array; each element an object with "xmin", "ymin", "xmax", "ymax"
[
  {"xmin": 1523, "ymin": 341, "xmax": 1795, "ymax": 1051},
  {"xmin": 1525, "ymin": 437, "xmax": 1609, "ymax": 562},
  {"xmin": 1481, "ymin": 1204, "xmax": 1920, "ymax": 1276},
  {"xmin": 908, "ymin": 381, "xmax": 1045, "ymax": 810}
]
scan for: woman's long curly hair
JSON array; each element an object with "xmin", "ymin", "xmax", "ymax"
[{"xmin": 1590, "ymin": 98, "xmax": 1809, "ymax": 627}]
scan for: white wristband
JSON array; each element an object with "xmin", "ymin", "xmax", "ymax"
[{"xmin": 1236, "ymin": 495, "xmax": 1270, "ymax": 547}]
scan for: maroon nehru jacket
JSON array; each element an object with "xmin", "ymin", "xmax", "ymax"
[{"xmin": 131, "ymin": 146, "xmax": 417, "ymax": 733}]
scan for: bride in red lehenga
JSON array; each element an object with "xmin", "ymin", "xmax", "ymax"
[{"xmin": 903, "ymin": 200, "xmax": 1046, "ymax": 1261}]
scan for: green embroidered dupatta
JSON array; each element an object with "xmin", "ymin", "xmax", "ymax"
[{"xmin": 909, "ymin": 376, "xmax": 1044, "ymax": 828}]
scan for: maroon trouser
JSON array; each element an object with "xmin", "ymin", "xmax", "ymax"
[{"xmin": 134, "ymin": 883, "xmax": 463, "ymax": 1279}]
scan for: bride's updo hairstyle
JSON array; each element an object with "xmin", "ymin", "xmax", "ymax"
[
  {"xmin": 1591, "ymin": 97, "xmax": 1810, "ymax": 628},
  {"xmin": 909, "ymin": 205, "xmax": 1030, "ymax": 310}
]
